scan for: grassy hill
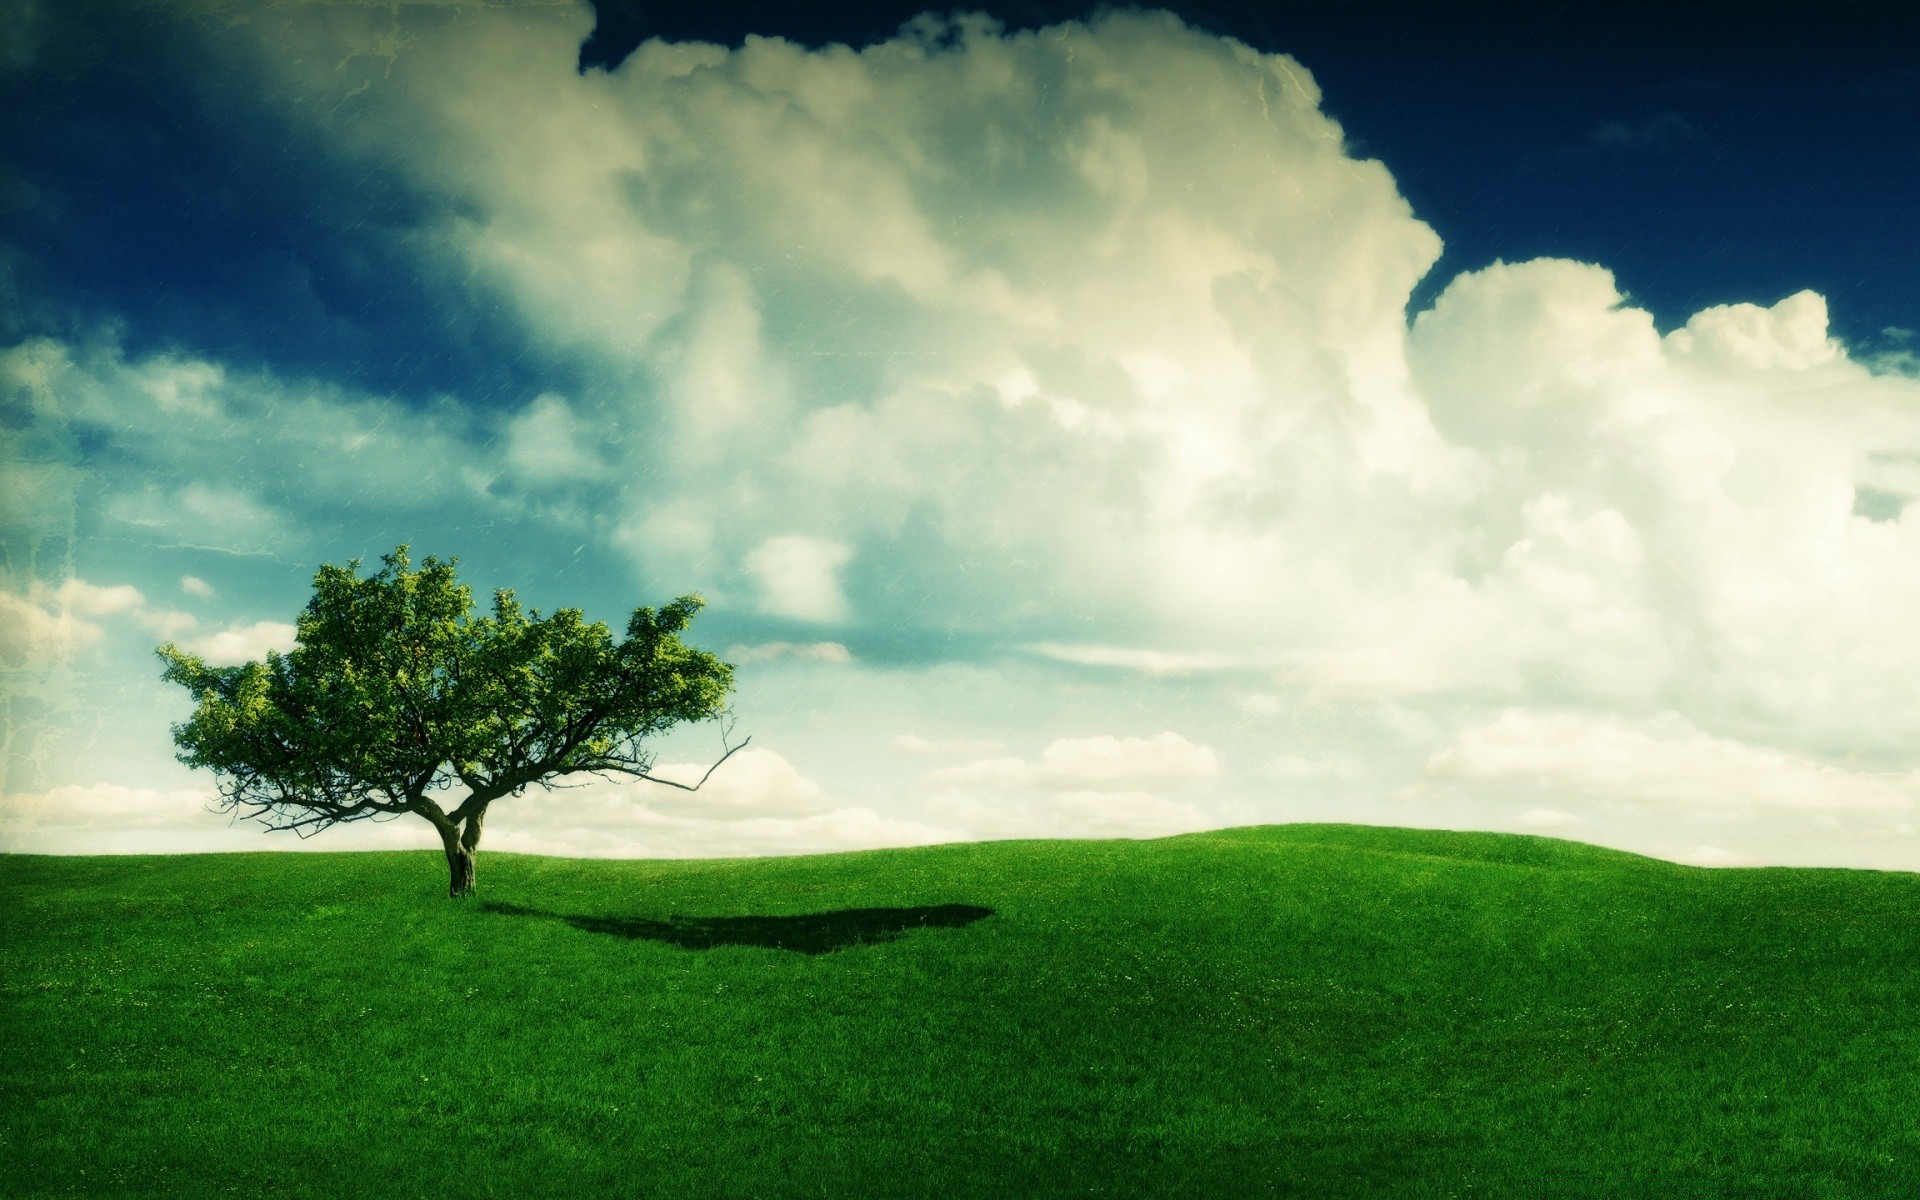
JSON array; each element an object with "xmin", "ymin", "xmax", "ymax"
[{"xmin": 5, "ymin": 824, "xmax": 1920, "ymax": 1197}]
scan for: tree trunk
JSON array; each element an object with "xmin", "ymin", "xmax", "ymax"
[
  {"xmin": 445, "ymin": 844, "xmax": 475, "ymax": 897},
  {"xmin": 438, "ymin": 810, "xmax": 485, "ymax": 899}
]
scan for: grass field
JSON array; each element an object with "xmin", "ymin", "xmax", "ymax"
[{"xmin": 5, "ymin": 824, "xmax": 1920, "ymax": 1197}]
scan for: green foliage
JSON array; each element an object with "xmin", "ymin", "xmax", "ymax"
[
  {"xmin": 156, "ymin": 547, "xmax": 735, "ymax": 842},
  {"xmin": 8, "ymin": 826, "xmax": 1920, "ymax": 1196}
]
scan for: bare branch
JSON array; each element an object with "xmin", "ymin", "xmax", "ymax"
[{"xmin": 573, "ymin": 733, "xmax": 752, "ymax": 793}]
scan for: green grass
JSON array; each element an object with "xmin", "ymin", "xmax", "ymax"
[{"xmin": 6, "ymin": 824, "xmax": 1920, "ymax": 1197}]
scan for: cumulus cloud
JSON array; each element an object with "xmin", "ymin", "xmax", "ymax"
[
  {"xmin": 927, "ymin": 789, "xmax": 1214, "ymax": 841},
  {"xmin": 231, "ymin": 0, "xmax": 1920, "ymax": 765},
  {"xmin": 42, "ymin": 578, "xmax": 143, "ymax": 616},
  {"xmin": 455, "ymin": 747, "xmax": 961, "ymax": 858},
  {"xmin": 186, "ymin": 620, "xmax": 298, "ymax": 666},
  {"xmin": 0, "ymin": 577, "xmax": 196, "ymax": 664},
  {"xmin": 0, "ymin": 783, "xmax": 222, "ymax": 851},
  {"xmin": 1026, "ymin": 643, "xmax": 1248, "ymax": 675},
  {"xmin": 917, "ymin": 731, "xmax": 1221, "ymax": 841},
  {"xmin": 487, "ymin": 805, "xmax": 961, "ymax": 860},
  {"xmin": 1420, "ymin": 710, "xmax": 1920, "ymax": 814},
  {"xmin": 743, "ymin": 535, "xmax": 855, "ymax": 623},
  {"xmin": 2, "ymin": 752, "xmax": 964, "ymax": 859},
  {"xmin": 891, "ymin": 733, "xmax": 1006, "ymax": 757},
  {"xmin": 929, "ymin": 731, "xmax": 1219, "ymax": 792},
  {"xmin": 0, "ymin": 782, "xmax": 423, "ymax": 857},
  {"xmin": 1666, "ymin": 290, "xmax": 1838, "ymax": 371},
  {"xmin": 231, "ymin": 5, "xmax": 1444, "ymax": 647},
  {"xmin": 180, "ymin": 575, "xmax": 215, "ymax": 597},
  {"xmin": 637, "ymin": 746, "xmax": 835, "ymax": 817},
  {"xmin": 0, "ymin": 589, "xmax": 102, "ymax": 665},
  {"xmin": 503, "ymin": 392, "xmax": 610, "ymax": 485}
]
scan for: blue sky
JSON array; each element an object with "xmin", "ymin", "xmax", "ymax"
[{"xmin": 5, "ymin": 0, "xmax": 1920, "ymax": 868}]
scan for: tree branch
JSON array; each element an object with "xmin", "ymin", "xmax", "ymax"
[{"xmin": 570, "ymin": 733, "xmax": 751, "ymax": 792}]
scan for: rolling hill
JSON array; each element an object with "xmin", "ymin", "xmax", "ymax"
[{"xmin": 5, "ymin": 824, "xmax": 1919, "ymax": 1197}]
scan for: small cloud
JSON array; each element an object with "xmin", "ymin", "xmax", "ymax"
[
  {"xmin": 481, "ymin": 748, "xmax": 964, "ymax": 857},
  {"xmin": 485, "ymin": 805, "xmax": 961, "ymax": 859},
  {"xmin": 503, "ymin": 393, "xmax": 609, "ymax": 485},
  {"xmin": 926, "ymin": 788, "xmax": 1214, "ymax": 840},
  {"xmin": 0, "ymin": 783, "xmax": 219, "ymax": 852},
  {"xmin": 642, "ymin": 746, "xmax": 836, "ymax": 818},
  {"xmin": 744, "ymin": 535, "xmax": 854, "ymax": 623},
  {"xmin": 188, "ymin": 620, "xmax": 298, "ymax": 666},
  {"xmin": 929, "ymin": 731, "xmax": 1219, "ymax": 792},
  {"xmin": 891, "ymin": 733, "xmax": 1006, "ymax": 756},
  {"xmin": 39, "ymin": 578, "xmax": 144, "ymax": 616},
  {"xmin": 133, "ymin": 607, "xmax": 198, "ymax": 639},
  {"xmin": 0, "ymin": 781, "xmax": 431, "ymax": 854},
  {"xmin": 0, "ymin": 577, "xmax": 195, "ymax": 664},
  {"xmin": 726, "ymin": 641, "xmax": 853, "ymax": 665},
  {"xmin": 181, "ymin": 575, "xmax": 215, "ymax": 597},
  {"xmin": 1026, "ymin": 643, "xmax": 1244, "ymax": 675},
  {"xmin": 0, "ymin": 589, "xmax": 101, "ymax": 665},
  {"xmin": 1664, "ymin": 290, "xmax": 1838, "ymax": 371}
]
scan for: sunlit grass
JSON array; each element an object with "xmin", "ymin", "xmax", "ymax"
[{"xmin": 5, "ymin": 824, "xmax": 1920, "ymax": 1197}]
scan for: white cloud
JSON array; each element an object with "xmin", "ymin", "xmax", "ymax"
[
  {"xmin": 1421, "ymin": 710, "xmax": 1920, "ymax": 814},
  {"xmin": 188, "ymin": 621, "xmax": 298, "ymax": 666},
  {"xmin": 918, "ymin": 730, "xmax": 1223, "ymax": 842},
  {"xmin": 4, "ymin": 754, "xmax": 964, "ymax": 860},
  {"xmin": 0, "ymin": 577, "xmax": 196, "ymax": 664},
  {"xmin": 727, "ymin": 641, "xmax": 853, "ymax": 665},
  {"xmin": 891, "ymin": 733, "xmax": 1006, "ymax": 757},
  {"xmin": 1666, "ymin": 291, "xmax": 1839, "ymax": 372},
  {"xmin": 503, "ymin": 392, "xmax": 609, "ymax": 484},
  {"xmin": 180, "ymin": 575, "xmax": 214, "ymax": 597},
  {"xmin": 929, "ymin": 731, "xmax": 1219, "ymax": 792},
  {"xmin": 0, "ymin": 589, "xmax": 101, "ymax": 665},
  {"xmin": 743, "ymin": 535, "xmax": 854, "ymax": 623},
  {"xmin": 469, "ymin": 747, "xmax": 962, "ymax": 858},
  {"xmin": 1026, "ymin": 643, "xmax": 1247, "ymax": 675},
  {"xmin": 0, "ymin": 781, "xmax": 459, "ymax": 856},
  {"xmin": 639, "ymin": 746, "xmax": 835, "ymax": 817},
  {"xmin": 927, "ymin": 788, "xmax": 1214, "ymax": 841},
  {"xmin": 485, "ymin": 805, "xmax": 961, "ymax": 860},
  {"xmin": 1, "ymin": 782, "xmax": 216, "ymax": 838},
  {"xmin": 41, "ymin": 578, "xmax": 143, "ymax": 616}
]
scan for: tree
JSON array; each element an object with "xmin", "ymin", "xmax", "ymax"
[{"xmin": 157, "ymin": 547, "xmax": 745, "ymax": 897}]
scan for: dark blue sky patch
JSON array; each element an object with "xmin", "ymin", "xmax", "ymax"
[{"xmin": 0, "ymin": 5, "xmax": 580, "ymax": 410}]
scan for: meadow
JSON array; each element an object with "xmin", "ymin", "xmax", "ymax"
[{"xmin": 5, "ymin": 824, "xmax": 1920, "ymax": 1197}]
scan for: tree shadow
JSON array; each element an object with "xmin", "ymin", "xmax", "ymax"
[{"xmin": 482, "ymin": 900, "xmax": 994, "ymax": 955}]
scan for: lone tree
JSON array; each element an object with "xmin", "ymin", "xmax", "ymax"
[{"xmin": 158, "ymin": 547, "xmax": 744, "ymax": 897}]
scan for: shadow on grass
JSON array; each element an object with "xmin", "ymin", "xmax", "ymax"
[{"xmin": 481, "ymin": 901, "xmax": 994, "ymax": 954}]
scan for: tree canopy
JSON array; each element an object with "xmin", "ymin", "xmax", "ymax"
[{"xmin": 158, "ymin": 547, "xmax": 743, "ymax": 895}]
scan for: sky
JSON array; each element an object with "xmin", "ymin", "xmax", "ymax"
[{"xmin": 4, "ymin": 0, "xmax": 1920, "ymax": 869}]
